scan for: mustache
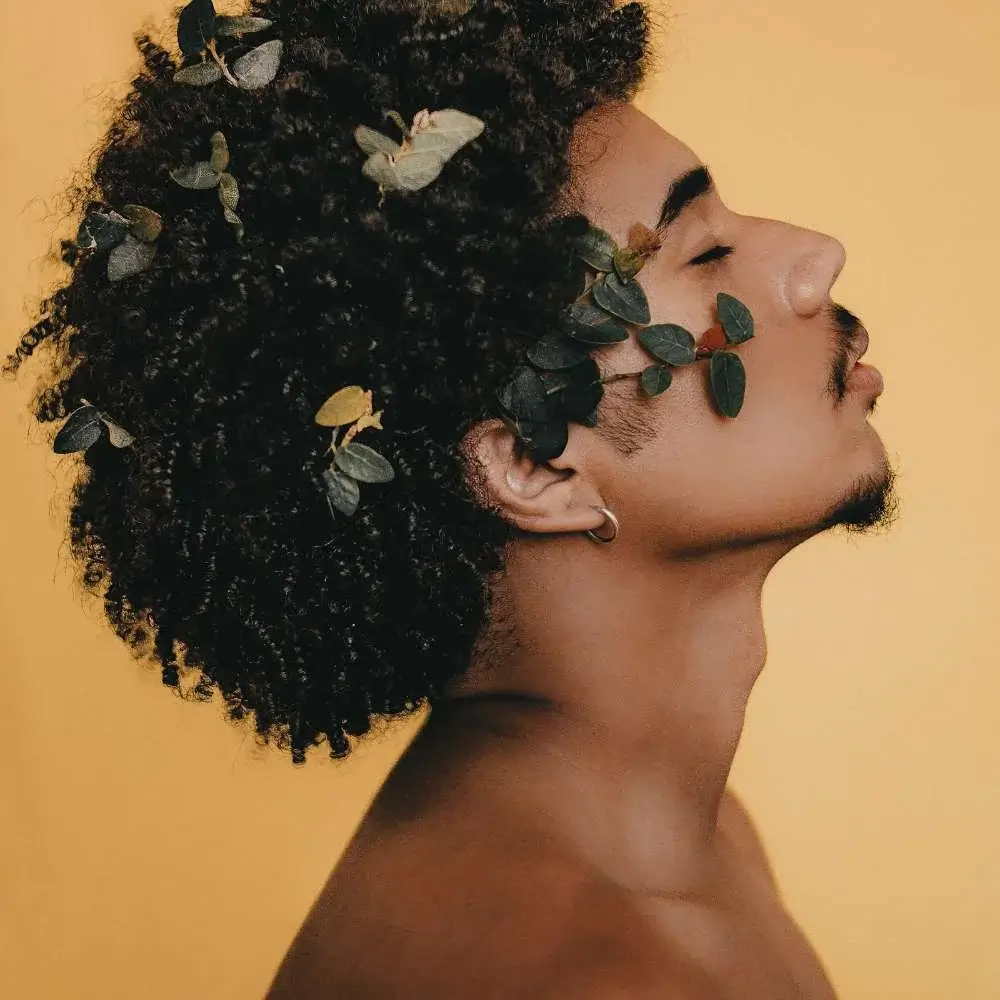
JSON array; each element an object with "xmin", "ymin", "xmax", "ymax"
[{"xmin": 829, "ymin": 303, "xmax": 864, "ymax": 400}]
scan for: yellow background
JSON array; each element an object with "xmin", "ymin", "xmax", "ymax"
[{"xmin": 2, "ymin": 1, "xmax": 998, "ymax": 997}]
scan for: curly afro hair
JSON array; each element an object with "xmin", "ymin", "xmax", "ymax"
[{"xmin": 6, "ymin": 0, "xmax": 651, "ymax": 763}]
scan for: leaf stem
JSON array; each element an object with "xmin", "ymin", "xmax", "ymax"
[
  {"xmin": 599, "ymin": 348, "xmax": 719, "ymax": 385},
  {"xmin": 207, "ymin": 39, "xmax": 240, "ymax": 86}
]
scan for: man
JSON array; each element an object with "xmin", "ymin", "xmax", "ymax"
[
  {"xmin": 265, "ymin": 103, "xmax": 895, "ymax": 999},
  {"xmin": 7, "ymin": 0, "xmax": 895, "ymax": 995}
]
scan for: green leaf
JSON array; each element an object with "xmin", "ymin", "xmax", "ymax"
[
  {"xmin": 591, "ymin": 272, "xmax": 650, "ymax": 325},
  {"xmin": 709, "ymin": 351, "xmax": 746, "ymax": 417},
  {"xmin": 361, "ymin": 152, "xmax": 401, "ymax": 192},
  {"xmin": 222, "ymin": 207, "xmax": 244, "ymax": 241},
  {"xmin": 409, "ymin": 109, "xmax": 485, "ymax": 160},
  {"xmin": 613, "ymin": 247, "xmax": 644, "ymax": 282},
  {"xmin": 120, "ymin": 204, "xmax": 162, "ymax": 243},
  {"xmin": 354, "ymin": 126, "xmax": 401, "ymax": 158},
  {"xmin": 563, "ymin": 318, "xmax": 629, "ymax": 346},
  {"xmin": 638, "ymin": 324, "xmax": 696, "ymax": 365},
  {"xmin": 177, "ymin": 0, "xmax": 218, "ymax": 57},
  {"xmin": 518, "ymin": 420, "xmax": 569, "ymax": 464},
  {"xmin": 565, "ymin": 300, "xmax": 613, "ymax": 328},
  {"xmin": 232, "ymin": 39, "xmax": 283, "ymax": 89},
  {"xmin": 392, "ymin": 149, "xmax": 449, "ymax": 191},
  {"xmin": 170, "ymin": 161, "xmax": 220, "ymax": 190},
  {"xmin": 323, "ymin": 467, "xmax": 361, "ymax": 517},
  {"xmin": 174, "ymin": 62, "xmax": 223, "ymax": 86},
  {"xmin": 575, "ymin": 226, "xmax": 617, "ymax": 272},
  {"xmin": 82, "ymin": 210, "xmax": 129, "ymax": 251},
  {"xmin": 538, "ymin": 370, "xmax": 573, "ymax": 396},
  {"xmin": 498, "ymin": 367, "xmax": 549, "ymax": 424},
  {"xmin": 101, "ymin": 415, "xmax": 135, "ymax": 448},
  {"xmin": 53, "ymin": 404, "xmax": 103, "ymax": 454},
  {"xmin": 560, "ymin": 363, "xmax": 604, "ymax": 423},
  {"xmin": 74, "ymin": 221, "xmax": 96, "ymax": 251},
  {"xmin": 107, "ymin": 235, "xmax": 156, "ymax": 282},
  {"xmin": 640, "ymin": 365, "xmax": 673, "ymax": 396},
  {"xmin": 217, "ymin": 172, "xmax": 238, "ymax": 211},
  {"xmin": 526, "ymin": 336, "xmax": 589, "ymax": 370},
  {"xmin": 214, "ymin": 15, "xmax": 273, "ymax": 37},
  {"xmin": 209, "ymin": 131, "xmax": 230, "ymax": 173},
  {"xmin": 717, "ymin": 292, "xmax": 754, "ymax": 345},
  {"xmin": 334, "ymin": 442, "xmax": 395, "ymax": 484}
]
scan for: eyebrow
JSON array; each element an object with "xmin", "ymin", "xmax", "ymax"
[{"xmin": 655, "ymin": 165, "xmax": 716, "ymax": 231}]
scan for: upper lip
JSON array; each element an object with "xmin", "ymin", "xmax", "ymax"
[{"xmin": 849, "ymin": 327, "xmax": 870, "ymax": 369}]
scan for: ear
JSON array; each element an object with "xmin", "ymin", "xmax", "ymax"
[{"xmin": 461, "ymin": 419, "xmax": 609, "ymax": 536}]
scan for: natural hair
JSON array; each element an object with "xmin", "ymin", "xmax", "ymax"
[{"xmin": 5, "ymin": 0, "xmax": 650, "ymax": 763}]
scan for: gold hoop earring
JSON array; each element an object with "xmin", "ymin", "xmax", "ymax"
[{"xmin": 586, "ymin": 505, "xmax": 620, "ymax": 544}]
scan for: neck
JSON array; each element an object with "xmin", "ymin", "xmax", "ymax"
[{"xmin": 440, "ymin": 532, "xmax": 800, "ymax": 894}]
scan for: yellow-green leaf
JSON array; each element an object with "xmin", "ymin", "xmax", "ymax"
[{"xmin": 315, "ymin": 386, "xmax": 372, "ymax": 427}]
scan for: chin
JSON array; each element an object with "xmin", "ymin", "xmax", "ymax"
[{"xmin": 821, "ymin": 452, "xmax": 899, "ymax": 534}]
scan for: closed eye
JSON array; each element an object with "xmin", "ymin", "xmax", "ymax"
[{"xmin": 688, "ymin": 244, "xmax": 734, "ymax": 266}]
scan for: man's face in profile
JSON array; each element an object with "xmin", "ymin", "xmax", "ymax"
[{"xmin": 565, "ymin": 104, "xmax": 897, "ymax": 555}]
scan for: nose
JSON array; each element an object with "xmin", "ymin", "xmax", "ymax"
[{"xmin": 784, "ymin": 231, "xmax": 846, "ymax": 319}]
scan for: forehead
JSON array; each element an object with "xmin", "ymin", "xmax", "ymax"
[{"xmin": 567, "ymin": 103, "xmax": 703, "ymax": 241}]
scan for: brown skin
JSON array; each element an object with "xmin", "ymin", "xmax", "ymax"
[{"xmin": 266, "ymin": 104, "xmax": 897, "ymax": 999}]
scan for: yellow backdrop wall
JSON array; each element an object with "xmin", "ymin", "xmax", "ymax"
[{"xmin": 2, "ymin": 2, "xmax": 997, "ymax": 998}]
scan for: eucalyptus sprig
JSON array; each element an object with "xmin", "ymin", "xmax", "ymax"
[
  {"xmin": 74, "ymin": 204, "xmax": 162, "ymax": 282},
  {"xmin": 314, "ymin": 386, "xmax": 395, "ymax": 518},
  {"xmin": 53, "ymin": 399, "xmax": 135, "ymax": 454},
  {"xmin": 174, "ymin": 0, "xmax": 281, "ymax": 90},
  {"xmin": 496, "ymin": 222, "xmax": 756, "ymax": 462},
  {"xmin": 355, "ymin": 108, "xmax": 485, "ymax": 202},
  {"xmin": 170, "ymin": 131, "xmax": 244, "ymax": 241}
]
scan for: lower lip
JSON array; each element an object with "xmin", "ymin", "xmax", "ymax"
[{"xmin": 846, "ymin": 361, "xmax": 884, "ymax": 395}]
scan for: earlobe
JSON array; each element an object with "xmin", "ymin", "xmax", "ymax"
[{"xmin": 461, "ymin": 419, "xmax": 608, "ymax": 537}]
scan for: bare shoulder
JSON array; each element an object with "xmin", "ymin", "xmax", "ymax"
[
  {"xmin": 266, "ymin": 795, "xmax": 710, "ymax": 1000},
  {"xmin": 266, "ymin": 793, "xmax": 637, "ymax": 999},
  {"xmin": 718, "ymin": 788, "xmax": 776, "ymax": 882}
]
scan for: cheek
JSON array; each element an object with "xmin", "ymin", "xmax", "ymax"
[{"xmin": 613, "ymin": 341, "xmax": 851, "ymax": 538}]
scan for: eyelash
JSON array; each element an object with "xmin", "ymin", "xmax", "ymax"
[{"xmin": 688, "ymin": 244, "xmax": 734, "ymax": 267}]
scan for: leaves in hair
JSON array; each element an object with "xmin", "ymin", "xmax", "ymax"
[
  {"xmin": 217, "ymin": 172, "xmax": 243, "ymax": 241},
  {"xmin": 334, "ymin": 442, "xmax": 395, "ymax": 484},
  {"xmin": 174, "ymin": 0, "xmax": 281, "ymax": 89},
  {"xmin": 53, "ymin": 402, "xmax": 135, "ymax": 454},
  {"xmin": 120, "ymin": 204, "xmax": 163, "ymax": 242},
  {"xmin": 108, "ymin": 235, "xmax": 156, "ymax": 282},
  {"xmin": 214, "ymin": 15, "xmax": 273, "ymax": 37},
  {"xmin": 315, "ymin": 386, "xmax": 373, "ymax": 427},
  {"xmin": 323, "ymin": 468, "xmax": 360, "ymax": 517},
  {"xmin": 171, "ymin": 132, "xmax": 246, "ymax": 240},
  {"xmin": 232, "ymin": 39, "xmax": 283, "ymax": 90},
  {"xmin": 78, "ymin": 210, "xmax": 129, "ymax": 251},
  {"xmin": 356, "ymin": 108, "xmax": 485, "ymax": 198},
  {"xmin": 74, "ymin": 205, "xmax": 160, "ymax": 282},
  {"xmin": 174, "ymin": 62, "xmax": 224, "ymax": 86},
  {"xmin": 315, "ymin": 387, "xmax": 395, "ymax": 517},
  {"xmin": 170, "ymin": 161, "xmax": 221, "ymax": 190},
  {"xmin": 354, "ymin": 126, "xmax": 402, "ymax": 158},
  {"xmin": 177, "ymin": 0, "xmax": 218, "ymax": 57}
]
